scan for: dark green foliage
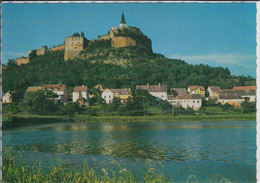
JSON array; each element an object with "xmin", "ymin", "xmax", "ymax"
[
  {"xmin": 59, "ymin": 102, "xmax": 81, "ymax": 117},
  {"xmin": 158, "ymin": 100, "xmax": 172, "ymax": 114},
  {"xmin": 115, "ymin": 26, "xmax": 152, "ymax": 51},
  {"xmin": 29, "ymin": 50, "xmax": 37, "ymax": 60},
  {"xmin": 81, "ymin": 31, "xmax": 85, "ymax": 37},
  {"xmin": 2, "ymin": 48, "xmax": 255, "ymax": 97},
  {"xmin": 22, "ymin": 90, "xmax": 59, "ymax": 115},
  {"xmin": 241, "ymin": 102, "xmax": 256, "ymax": 113},
  {"xmin": 121, "ymin": 89, "xmax": 157, "ymax": 116},
  {"xmin": 72, "ymin": 32, "xmax": 80, "ymax": 37}
]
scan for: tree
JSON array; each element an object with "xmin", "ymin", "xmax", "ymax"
[
  {"xmin": 22, "ymin": 90, "xmax": 58, "ymax": 115},
  {"xmin": 81, "ymin": 31, "xmax": 85, "ymax": 37},
  {"xmin": 72, "ymin": 32, "xmax": 80, "ymax": 37},
  {"xmin": 241, "ymin": 102, "xmax": 256, "ymax": 113},
  {"xmin": 158, "ymin": 100, "xmax": 172, "ymax": 114},
  {"xmin": 107, "ymin": 97, "xmax": 121, "ymax": 114},
  {"xmin": 59, "ymin": 102, "xmax": 81, "ymax": 117}
]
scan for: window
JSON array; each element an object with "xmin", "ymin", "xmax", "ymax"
[
  {"xmin": 109, "ymin": 95, "xmax": 111, "ymax": 98},
  {"xmin": 161, "ymin": 95, "xmax": 163, "ymax": 98},
  {"xmin": 174, "ymin": 101, "xmax": 176, "ymax": 103},
  {"xmin": 197, "ymin": 100, "xmax": 199, "ymax": 103},
  {"xmin": 193, "ymin": 100, "xmax": 195, "ymax": 103}
]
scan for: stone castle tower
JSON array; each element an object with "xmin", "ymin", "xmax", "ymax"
[{"xmin": 64, "ymin": 36, "xmax": 87, "ymax": 61}]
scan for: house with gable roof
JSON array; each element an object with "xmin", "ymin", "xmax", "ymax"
[
  {"xmin": 187, "ymin": 86, "xmax": 205, "ymax": 97},
  {"xmin": 207, "ymin": 86, "xmax": 222, "ymax": 98},
  {"xmin": 42, "ymin": 84, "xmax": 68, "ymax": 102},
  {"xmin": 167, "ymin": 94, "xmax": 202, "ymax": 110},
  {"xmin": 136, "ymin": 83, "xmax": 167, "ymax": 100},
  {"xmin": 73, "ymin": 85, "xmax": 89, "ymax": 106},
  {"xmin": 102, "ymin": 88, "xmax": 131, "ymax": 104}
]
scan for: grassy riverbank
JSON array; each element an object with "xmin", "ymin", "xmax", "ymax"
[
  {"xmin": 74, "ymin": 113, "xmax": 256, "ymax": 123},
  {"xmin": 2, "ymin": 156, "xmax": 169, "ymax": 183},
  {"xmin": 2, "ymin": 113, "xmax": 256, "ymax": 129},
  {"xmin": 2, "ymin": 152, "xmax": 233, "ymax": 183}
]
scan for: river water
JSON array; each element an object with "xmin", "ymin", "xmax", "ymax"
[{"xmin": 3, "ymin": 120, "xmax": 256, "ymax": 182}]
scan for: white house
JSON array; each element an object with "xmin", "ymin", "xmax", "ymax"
[
  {"xmin": 42, "ymin": 84, "xmax": 68, "ymax": 102},
  {"xmin": 73, "ymin": 85, "xmax": 88, "ymax": 104},
  {"xmin": 102, "ymin": 88, "xmax": 131, "ymax": 104},
  {"xmin": 136, "ymin": 83, "xmax": 167, "ymax": 100},
  {"xmin": 207, "ymin": 86, "xmax": 222, "ymax": 98},
  {"xmin": 102, "ymin": 89, "xmax": 114, "ymax": 103},
  {"xmin": 233, "ymin": 90, "xmax": 255, "ymax": 103},
  {"xmin": 218, "ymin": 94, "xmax": 245, "ymax": 107},
  {"xmin": 3, "ymin": 92, "xmax": 12, "ymax": 104},
  {"xmin": 167, "ymin": 94, "xmax": 202, "ymax": 111}
]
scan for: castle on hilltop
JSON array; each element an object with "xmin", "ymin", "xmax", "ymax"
[
  {"xmin": 64, "ymin": 12, "xmax": 142, "ymax": 61},
  {"xmin": 16, "ymin": 12, "xmax": 152, "ymax": 65}
]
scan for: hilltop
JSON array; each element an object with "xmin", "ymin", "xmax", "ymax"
[
  {"xmin": 3, "ymin": 49, "xmax": 255, "ymax": 95},
  {"xmin": 3, "ymin": 12, "xmax": 255, "ymax": 95}
]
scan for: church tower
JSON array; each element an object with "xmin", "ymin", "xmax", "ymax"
[{"xmin": 119, "ymin": 11, "xmax": 128, "ymax": 29}]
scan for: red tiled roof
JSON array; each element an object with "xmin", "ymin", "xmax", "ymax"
[
  {"xmin": 172, "ymin": 88, "xmax": 187, "ymax": 96},
  {"xmin": 109, "ymin": 89, "xmax": 131, "ymax": 95},
  {"xmin": 178, "ymin": 94, "xmax": 202, "ymax": 99},
  {"xmin": 136, "ymin": 84, "xmax": 167, "ymax": 92},
  {"xmin": 76, "ymin": 96, "xmax": 87, "ymax": 102},
  {"xmin": 208, "ymin": 86, "xmax": 221, "ymax": 92},
  {"xmin": 188, "ymin": 86, "xmax": 205, "ymax": 91},
  {"xmin": 168, "ymin": 94, "xmax": 201, "ymax": 100},
  {"xmin": 42, "ymin": 84, "xmax": 66, "ymax": 91},
  {"xmin": 94, "ymin": 84, "xmax": 105, "ymax": 91},
  {"xmin": 218, "ymin": 94, "xmax": 244, "ymax": 99},
  {"xmin": 233, "ymin": 86, "xmax": 256, "ymax": 90},
  {"xmin": 26, "ymin": 86, "xmax": 43, "ymax": 93},
  {"xmin": 73, "ymin": 86, "xmax": 88, "ymax": 92}
]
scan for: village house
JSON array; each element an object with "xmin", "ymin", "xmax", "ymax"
[
  {"xmin": 171, "ymin": 88, "xmax": 187, "ymax": 96},
  {"xmin": 102, "ymin": 88, "xmax": 131, "ymax": 104},
  {"xmin": 136, "ymin": 83, "xmax": 167, "ymax": 100},
  {"xmin": 42, "ymin": 84, "xmax": 68, "ymax": 102},
  {"xmin": 26, "ymin": 86, "xmax": 43, "ymax": 93},
  {"xmin": 73, "ymin": 85, "xmax": 89, "ymax": 106},
  {"xmin": 187, "ymin": 86, "xmax": 205, "ymax": 97},
  {"xmin": 233, "ymin": 86, "xmax": 256, "ymax": 91},
  {"xmin": 234, "ymin": 90, "xmax": 256, "ymax": 102},
  {"xmin": 3, "ymin": 92, "xmax": 12, "ymax": 104},
  {"xmin": 207, "ymin": 86, "xmax": 222, "ymax": 98},
  {"xmin": 167, "ymin": 94, "xmax": 202, "ymax": 111},
  {"xmin": 26, "ymin": 84, "xmax": 68, "ymax": 102},
  {"xmin": 218, "ymin": 94, "xmax": 245, "ymax": 107}
]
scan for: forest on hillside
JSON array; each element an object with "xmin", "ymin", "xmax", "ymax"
[{"xmin": 3, "ymin": 49, "xmax": 255, "ymax": 96}]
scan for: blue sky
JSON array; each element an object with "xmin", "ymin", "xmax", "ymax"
[{"xmin": 2, "ymin": 3, "xmax": 256, "ymax": 77}]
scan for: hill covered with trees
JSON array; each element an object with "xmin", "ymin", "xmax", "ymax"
[{"xmin": 3, "ymin": 49, "xmax": 255, "ymax": 97}]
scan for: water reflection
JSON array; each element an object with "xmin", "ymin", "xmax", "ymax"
[{"xmin": 3, "ymin": 121, "xmax": 256, "ymax": 165}]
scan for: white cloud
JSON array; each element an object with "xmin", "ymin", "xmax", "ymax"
[
  {"xmin": 169, "ymin": 53, "xmax": 256, "ymax": 69},
  {"xmin": 2, "ymin": 51, "xmax": 27, "ymax": 57}
]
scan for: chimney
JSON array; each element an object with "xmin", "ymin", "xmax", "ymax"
[{"xmin": 147, "ymin": 83, "xmax": 149, "ymax": 87}]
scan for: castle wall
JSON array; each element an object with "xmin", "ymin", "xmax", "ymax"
[
  {"xmin": 50, "ymin": 45, "xmax": 64, "ymax": 52},
  {"xmin": 99, "ymin": 34, "xmax": 111, "ymax": 40},
  {"xmin": 16, "ymin": 57, "xmax": 30, "ymax": 66},
  {"xmin": 64, "ymin": 37, "xmax": 85, "ymax": 61},
  {"xmin": 36, "ymin": 46, "xmax": 48, "ymax": 56},
  {"xmin": 112, "ymin": 37, "xmax": 136, "ymax": 48}
]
